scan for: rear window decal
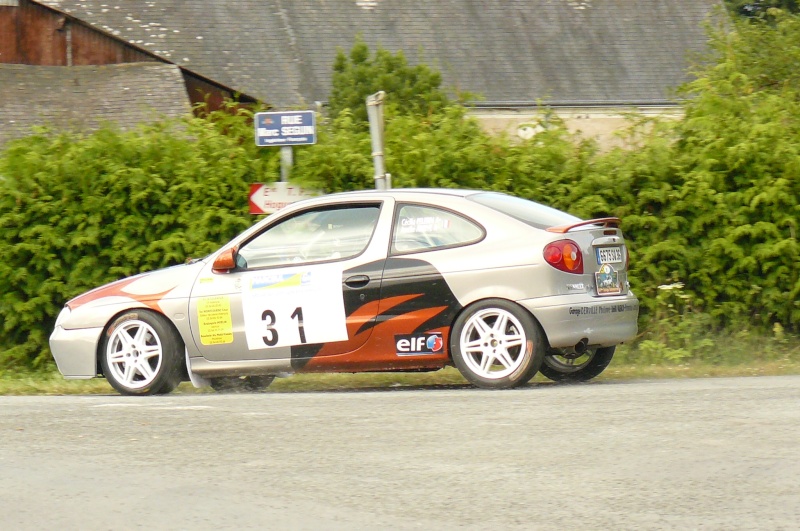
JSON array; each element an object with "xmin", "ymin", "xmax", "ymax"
[{"xmin": 399, "ymin": 216, "xmax": 452, "ymax": 234}]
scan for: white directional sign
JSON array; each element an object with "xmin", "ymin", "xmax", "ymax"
[{"xmin": 248, "ymin": 182, "xmax": 318, "ymax": 214}]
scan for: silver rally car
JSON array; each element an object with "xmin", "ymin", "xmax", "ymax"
[{"xmin": 50, "ymin": 189, "xmax": 639, "ymax": 395}]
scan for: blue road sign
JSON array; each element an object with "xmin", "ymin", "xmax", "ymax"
[{"xmin": 255, "ymin": 110, "xmax": 316, "ymax": 146}]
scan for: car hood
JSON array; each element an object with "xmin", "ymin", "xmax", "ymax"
[{"xmin": 67, "ymin": 261, "xmax": 206, "ymax": 310}]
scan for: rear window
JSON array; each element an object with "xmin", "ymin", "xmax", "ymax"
[
  {"xmin": 392, "ymin": 203, "xmax": 484, "ymax": 254},
  {"xmin": 468, "ymin": 192, "xmax": 581, "ymax": 230}
]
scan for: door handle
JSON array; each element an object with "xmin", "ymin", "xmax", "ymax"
[{"xmin": 344, "ymin": 275, "xmax": 370, "ymax": 288}]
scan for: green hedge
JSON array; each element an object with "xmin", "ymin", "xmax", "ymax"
[
  {"xmin": 0, "ymin": 115, "xmax": 278, "ymax": 368},
  {"xmin": 2, "ymin": 15, "xmax": 799, "ymax": 370}
]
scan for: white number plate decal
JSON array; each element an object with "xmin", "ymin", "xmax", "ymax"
[
  {"xmin": 596, "ymin": 247, "xmax": 623, "ymax": 265},
  {"xmin": 241, "ymin": 268, "xmax": 348, "ymax": 350}
]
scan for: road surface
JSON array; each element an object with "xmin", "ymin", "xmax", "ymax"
[{"xmin": 1, "ymin": 376, "xmax": 799, "ymax": 530}]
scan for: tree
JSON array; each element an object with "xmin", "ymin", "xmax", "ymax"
[
  {"xmin": 328, "ymin": 36, "xmax": 450, "ymax": 125},
  {"xmin": 725, "ymin": 0, "xmax": 799, "ymax": 17}
]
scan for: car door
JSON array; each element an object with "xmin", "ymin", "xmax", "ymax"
[
  {"xmin": 187, "ymin": 200, "xmax": 392, "ymax": 363},
  {"xmin": 371, "ymin": 202, "xmax": 487, "ymax": 357}
]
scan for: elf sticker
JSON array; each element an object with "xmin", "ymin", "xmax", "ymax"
[{"xmin": 395, "ymin": 333, "xmax": 444, "ymax": 356}]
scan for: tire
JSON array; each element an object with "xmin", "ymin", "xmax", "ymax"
[
  {"xmin": 450, "ymin": 299, "xmax": 545, "ymax": 389},
  {"xmin": 209, "ymin": 375, "xmax": 275, "ymax": 393},
  {"xmin": 100, "ymin": 310, "xmax": 184, "ymax": 396},
  {"xmin": 539, "ymin": 346, "xmax": 615, "ymax": 383}
]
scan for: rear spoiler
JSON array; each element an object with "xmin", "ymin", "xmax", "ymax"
[{"xmin": 546, "ymin": 217, "xmax": 621, "ymax": 234}]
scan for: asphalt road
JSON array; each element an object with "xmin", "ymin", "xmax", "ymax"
[{"xmin": 1, "ymin": 376, "xmax": 799, "ymax": 530}]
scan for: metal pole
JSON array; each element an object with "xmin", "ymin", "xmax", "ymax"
[
  {"xmin": 366, "ymin": 91, "xmax": 388, "ymax": 190},
  {"xmin": 280, "ymin": 145, "xmax": 293, "ymax": 182}
]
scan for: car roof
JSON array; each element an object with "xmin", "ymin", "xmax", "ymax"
[
  {"xmin": 266, "ymin": 188, "xmax": 491, "ymax": 221},
  {"xmin": 324, "ymin": 188, "xmax": 480, "ymax": 200}
]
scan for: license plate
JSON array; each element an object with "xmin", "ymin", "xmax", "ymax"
[{"xmin": 596, "ymin": 247, "xmax": 623, "ymax": 265}]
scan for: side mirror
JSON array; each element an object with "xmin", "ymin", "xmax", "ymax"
[{"xmin": 212, "ymin": 248, "xmax": 237, "ymax": 273}]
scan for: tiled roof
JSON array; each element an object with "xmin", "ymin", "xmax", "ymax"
[
  {"xmin": 0, "ymin": 62, "xmax": 189, "ymax": 146},
  {"xmin": 36, "ymin": 1, "xmax": 721, "ymax": 108}
]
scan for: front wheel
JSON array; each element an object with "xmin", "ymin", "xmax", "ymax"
[
  {"xmin": 450, "ymin": 299, "xmax": 544, "ymax": 389},
  {"xmin": 100, "ymin": 310, "xmax": 184, "ymax": 396},
  {"xmin": 539, "ymin": 346, "xmax": 615, "ymax": 382}
]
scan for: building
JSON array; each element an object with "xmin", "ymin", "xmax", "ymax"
[{"xmin": 0, "ymin": 0, "xmax": 723, "ymax": 147}]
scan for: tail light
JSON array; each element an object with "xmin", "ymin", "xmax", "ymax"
[{"xmin": 544, "ymin": 240, "xmax": 584, "ymax": 274}]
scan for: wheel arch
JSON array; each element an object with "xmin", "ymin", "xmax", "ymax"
[{"xmin": 447, "ymin": 296, "xmax": 546, "ymax": 361}]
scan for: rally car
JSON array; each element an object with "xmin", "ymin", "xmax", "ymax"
[{"xmin": 50, "ymin": 189, "xmax": 639, "ymax": 395}]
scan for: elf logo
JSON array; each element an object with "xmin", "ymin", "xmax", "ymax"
[{"xmin": 395, "ymin": 333, "xmax": 444, "ymax": 356}]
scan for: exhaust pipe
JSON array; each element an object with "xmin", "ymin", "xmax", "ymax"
[
  {"xmin": 551, "ymin": 338, "xmax": 590, "ymax": 358},
  {"xmin": 574, "ymin": 338, "xmax": 589, "ymax": 354}
]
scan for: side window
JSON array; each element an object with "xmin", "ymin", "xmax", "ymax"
[
  {"xmin": 237, "ymin": 204, "xmax": 380, "ymax": 269},
  {"xmin": 392, "ymin": 204, "xmax": 483, "ymax": 254}
]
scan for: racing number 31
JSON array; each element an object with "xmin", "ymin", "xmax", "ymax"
[{"xmin": 261, "ymin": 307, "xmax": 306, "ymax": 346}]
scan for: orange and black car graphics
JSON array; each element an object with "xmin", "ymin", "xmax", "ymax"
[{"xmin": 293, "ymin": 258, "xmax": 462, "ymax": 372}]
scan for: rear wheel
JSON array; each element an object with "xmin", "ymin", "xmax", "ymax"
[
  {"xmin": 209, "ymin": 375, "xmax": 275, "ymax": 393},
  {"xmin": 450, "ymin": 299, "xmax": 544, "ymax": 389},
  {"xmin": 539, "ymin": 346, "xmax": 615, "ymax": 382},
  {"xmin": 100, "ymin": 310, "xmax": 184, "ymax": 396}
]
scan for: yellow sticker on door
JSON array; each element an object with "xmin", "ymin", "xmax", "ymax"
[{"xmin": 197, "ymin": 296, "xmax": 234, "ymax": 345}]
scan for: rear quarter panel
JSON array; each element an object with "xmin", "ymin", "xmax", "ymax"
[{"xmin": 418, "ymin": 203, "xmax": 564, "ymax": 304}]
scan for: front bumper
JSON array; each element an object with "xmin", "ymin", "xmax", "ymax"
[
  {"xmin": 49, "ymin": 325, "xmax": 103, "ymax": 378},
  {"xmin": 518, "ymin": 292, "xmax": 639, "ymax": 349}
]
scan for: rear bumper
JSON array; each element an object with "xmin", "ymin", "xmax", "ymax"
[
  {"xmin": 49, "ymin": 326, "xmax": 103, "ymax": 378},
  {"xmin": 518, "ymin": 292, "xmax": 639, "ymax": 349}
]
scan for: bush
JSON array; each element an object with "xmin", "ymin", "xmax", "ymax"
[
  {"xmin": 0, "ymin": 115, "xmax": 277, "ymax": 368},
  {"xmin": 4, "ymin": 17, "xmax": 800, "ymax": 371},
  {"xmin": 606, "ymin": 13, "xmax": 800, "ymax": 330}
]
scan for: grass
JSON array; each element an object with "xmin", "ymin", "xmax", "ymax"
[
  {"xmin": 2, "ymin": 358, "xmax": 799, "ymax": 396},
  {"xmin": 3, "ymin": 326, "xmax": 799, "ymax": 395}
]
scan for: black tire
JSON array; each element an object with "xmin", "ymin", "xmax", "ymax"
[
  {"xmin": 450, "ymin": 298, "xmax": 545, "ymax": 389},
  {"xmin": 100, "ymin": 310, "xmax": 184, "ymax": 396},
  {"xmin": 209, "ymin": 375, "xmax": 275, "ymax": 393},
  {"xmin": 539, "ymin": 346, "xmax": 616, "ymax": 382}
]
